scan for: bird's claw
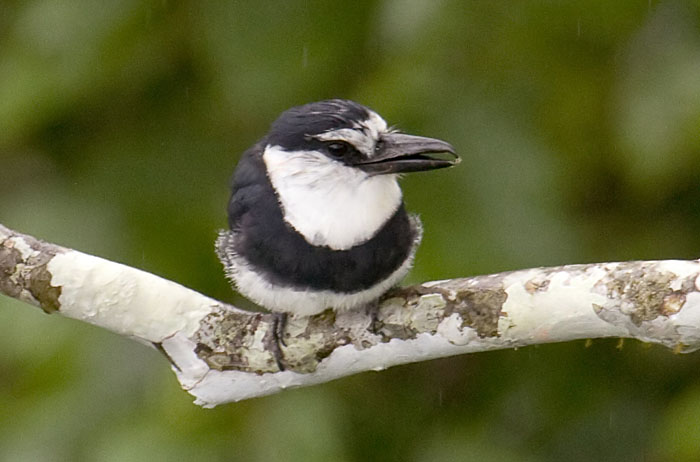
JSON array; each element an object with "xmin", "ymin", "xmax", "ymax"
[
  {"xmin": 366, "ymin": 299, "xmax": 382, "ymax": 334},
  {"xmin": 269, "ymin": 312, "xmax": 288, "ymax": 371}
]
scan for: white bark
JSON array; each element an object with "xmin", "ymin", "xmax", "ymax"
[{"xmin": 2, "ymin": 223, "xmax": 699, "ymax": 407}]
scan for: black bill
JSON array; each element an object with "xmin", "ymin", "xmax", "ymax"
[{"xmin": 356, "ymin": 133, "xmax": 459, "ymax": 175}]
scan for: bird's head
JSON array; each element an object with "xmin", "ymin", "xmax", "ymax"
[
  {"xmin": 264, "ymin": 99, "xmax": 458, "ymax": 176},
  {"xmin": 258, "ymin": 99, "xmax": 458, "ymax": 250}
]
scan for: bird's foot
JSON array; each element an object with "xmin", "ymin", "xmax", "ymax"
[
  {"xmin": 366, "ymin": 299, "xmax": 383, "ymax": 334},
  {"xmin": 268, "ymin": 312, "xmax": 287, "ymax": 371}
]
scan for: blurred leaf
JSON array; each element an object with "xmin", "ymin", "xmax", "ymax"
[
  {"xmin": 654, "ymin": 384, "xmax": 700, "ymax": 461},
  {"xmin": 614, "ymin": 2, "xmax": 700, "ymax": 200}
]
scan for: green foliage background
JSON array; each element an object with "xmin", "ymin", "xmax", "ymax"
[{"xmin": 2, "ymin": 1, "xmax": 700, "ymax": 460}]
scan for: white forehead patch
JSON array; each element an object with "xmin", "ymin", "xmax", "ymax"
[
  {"xmin": 313, "ymin": 110, "xmax": 388, "ymax": 158},
  {"xmin": 262, "ymin": 144, "xmax": 402, "ymax": 250},
  {"xmin": 358, "ymin": 110, "xmax": 389, "ymax": 140}
]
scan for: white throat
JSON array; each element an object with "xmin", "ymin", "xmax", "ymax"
[{"xmin": 262, "ymin": 145, "xmax": 402, "ymax": 250}]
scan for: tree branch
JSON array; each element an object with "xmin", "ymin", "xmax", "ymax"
[{"xmin": 2, "ymin": 222, "xmax": 699, "ymax": 407}]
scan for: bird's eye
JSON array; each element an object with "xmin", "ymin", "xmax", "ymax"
[{"xmin": 325, "ymin": 141, "xmax": 352, "ymax": 158}]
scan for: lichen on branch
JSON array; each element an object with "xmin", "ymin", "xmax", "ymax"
[{"xmin": 2, "ymin": 222, "xmax": 700, "ymax": 407}]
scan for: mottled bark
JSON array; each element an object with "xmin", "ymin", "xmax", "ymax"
[{"xmin": 2, "ymin": 223, "xmax": 700, "ymax": 407}]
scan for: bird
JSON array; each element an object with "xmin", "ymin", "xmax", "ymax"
[{"xmin": 216, "ymin": 99, "xmax": 458, "ymax": 326}]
